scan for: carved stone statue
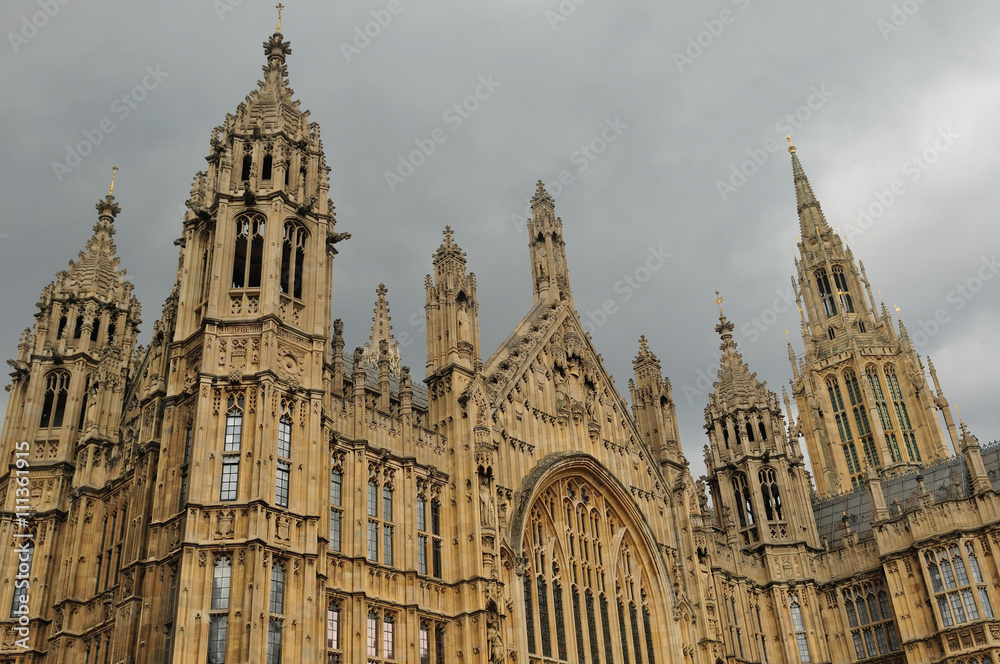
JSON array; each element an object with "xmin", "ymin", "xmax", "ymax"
[{"xmin": 479, "ymin": 473, "xmax": 496, "ymax": 528}]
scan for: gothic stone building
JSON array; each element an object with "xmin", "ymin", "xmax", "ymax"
[{"xmin": 2, "ymin": 28, "xmax": 999, "ymax": 664}]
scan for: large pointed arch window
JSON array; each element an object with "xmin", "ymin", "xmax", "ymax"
[
  {"xmin": 522, "ymin": 477, "xmax": 662, "ymax": 664},
  {"xmin": 758, "ymin": 467, "xmax": 785, "ymax": 534},
  {"xmin": 867, "ymin": 365, "xmax": 902, "ymax": 463},
  {"xmin": 731, "ymin": 472, "xmax": 758, "ymax": 545},
  {"xmin": 832, "ymin": 265, "xmax": 855, "ymax": 313},
  {"xmin": 280, "ymin": 222, "xmax": 307, "ymax": 299},
  {"xmin": 39, "ymin": 371, "xmax": 70, "ymax": 428},
  {"xmin": 815, "ymin": 268, "xmax": 837, "ymax": 317},
  {"xmin": 885, "ymin": 364, "xmax": 920, "ymax": 462},
  {"xmin": 827, "ymin": 375, "xmax": 861, "ymax": 489},
  {"xmin": 232, "ymin": 212, "xmax": 265, "ymax": 289},
  {"xmin": 845, "ymin": 369, "xmax": 879, "ymax": 469}
]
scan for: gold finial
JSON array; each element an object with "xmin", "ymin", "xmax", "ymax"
[
  {"xmin": 787, "ymin": 134, "xmax": 796, "ymax": 154},
  {"xmin": 956, "ymin": 405, "xmax": 963, "ymax": 425},
  {"xmin": 715, "ymin": 290, "xmax": 725, "ymax": 315},
  {"xmin": 785, "ymin": 328, "xmax": 790, "ymax": 339},
  {"xmin": 894, "ymin": 305, "xmax": 900, "ymax": 313},
  {"xmin": 275, "ymin": 3, "xmax": 284, "ymax": 32},
  {"xmin": 109, "ymin": 165, "xmax": 118, "ymax": 196}
]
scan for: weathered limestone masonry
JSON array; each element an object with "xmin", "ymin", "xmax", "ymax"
[{"xmin": 1, "ymin": 26, "xmax": 998, "ymax": 664}]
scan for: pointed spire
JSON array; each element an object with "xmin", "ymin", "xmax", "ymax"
[
  {"xmin": 788, "ymin": 139, "xmax": 833, "ymax": 243},
  {"xmin": 362, "ymin": 283, "xmax": 401, "ymax": 372}
]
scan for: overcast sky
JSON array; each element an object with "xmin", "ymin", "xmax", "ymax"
[{"xmin": 2, "ymin": 1, "xmax": 999, "ymax": 482}]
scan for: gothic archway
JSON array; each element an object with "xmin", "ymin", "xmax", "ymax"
[{"xmin": 509, "ymin": 452, "xmax": 677, "ymax": 664}]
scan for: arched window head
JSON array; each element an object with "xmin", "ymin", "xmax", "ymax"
[
  {"xmin": 241, "ymin": 144, "xmax": 253, "ymax": 181},
  {"xmin": 758, "ymin": 467, "xmax": 784, "ymax": 522},
  {"xmin": 731, "ymin": 472, "xmax": 758, "ymax": 545},
  {"xmin": 40, "ymin": 371, "xmax": 70, "ymax": 428},
  {"xmin": 815, "ymin": 268, "xmax": 837, "ymax": 318},
  {"xmin": 281, "ymin": 222, "xmax": 307, "ymax": 299},
  {"xmin": 211, "ymin": 557, "xmax": 232, "ymax": 610},
  {"xmin": 270, "ymin": 562, "xmax": 286, "ymax": 614},
  {"xmin": 224, "ymin": 395, "xmax": 244, "ymax": 452},
  {"xmin": 232, "ymin": 212, "xmax": 266, "ymax": 289},
  {"xmin": 832, "ymin": 265, "xmax": 854, "ymax": 313}
]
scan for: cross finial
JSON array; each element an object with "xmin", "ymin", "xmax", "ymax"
[
  {"xmin": 443, "ymin": 225, "xmax": 454, "ymax": 242},
  {"xmin": 109, "ymin": 165, "xmax": 118, "ymax": 196},
  {"xmin": 275, "ymin": 3, "xmax": 284, "ymax": 31},
  {"xmin": 715, "ymin": 290, "xmax": 724, "ymax": 315}
]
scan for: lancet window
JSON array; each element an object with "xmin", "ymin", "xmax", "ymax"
[
  {"xmin": 885, "ymin": 364, "xmax": 920, "ymax": 462},
  {"xmin": 232, "ymin": 212, "xmax": 265, "ymax": 289}
]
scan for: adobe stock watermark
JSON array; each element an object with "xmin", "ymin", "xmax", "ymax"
[
  {"xmin": 842, "ymin": 126, "xmax": 959, "ymax": 243},
  {"xmin": 384, "ymin": 74, "xmax": 501, "ymax": 192},
  {"xmin": 545, "ymin": 0, "xmax": 590, "ymax": 31},
  {"xmin": 673, "ymin": 0, "xmax": 752, "ymax": 73},
  {"xmin": 716, "ymin": 84, "xmax": 833, "ymax": 202},
  {"xmin": 7, "ymin": 0, "xmax": 73, "ymax": 54},
  {"xmin": 213, "ymin": 0, "xmax": 245, "ymax": 21},
  {"xmin": 877, "ymin": 0, "xmax": 933, "ymax": 41},
  {"xmin": 580, "ymin": 245, "xmax": 673, "ymax": 336},
  {"xmin": 51, "ymin": 65, "xmax": 170, "ymax": 183},
  {"xmin": 508, "ymin": 117, "xmax": 629, "ymax": 234},
  {"xmin": 11, "ymin": 441, "xmax": 33, "ymax": 649},
  {"xmin": 910, "ymin": 255, "xmax": 999, "ymax": 348},
  {"xmin": 340, "ymin": 0, "xmax": 413, "ymax": 63}
]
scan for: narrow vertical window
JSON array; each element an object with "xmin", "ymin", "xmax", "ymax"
[
  {"xmin": 643, "ymin": 605, "xmax": 656, "ymax": 664},
  {"xmin": 90, "ymin": 319, "xmax": 100, "ymax": 342},
  {"xmin": 832, "ymin": 265, "xmax": 854, "ymax": 313},
  {"xmin": 417, "ymin": 496, "xmax": 428, "ymax": 574},
  {"xmin": 617, "ymin": 598, "xmax": 631, "ymax": 664},
  {"xmin": 179, "ymin": 423, "xmax": 192, "ymax": 508},
  {"xmin": 212, "ymin": 558, "xmax": 232, "ymax": 610},
  {"xmin": 241, "ymin": 150, "xmax": 252, "ymax": 181},
  {"xmin": 73, "ymin": 316, "xmax": 84, "ymax": 339},
  {"xmin": 572, "ymin": 587, "xmax": 587, "ymax": 664},
  {"xmin": 270, "ymin": 562, "xmax": 285, "ymax": 614},
  {"xmin": 791, "ymin": 599, "xmax": 810, "ymax": 662},
  {"xmin": 9, "ymin": 541, "xmax": 34, "ymax": 617},
  {"xmin": 276, "ymin": 415, "xmax": 291, "ymax": 508},
  {"xmin": 267, "ymin": 618, "xmax": 282, "ymax": 664},
  {"xmin": 78, "ymin": 376, "xmax": 90, "ymax": 430},
  {"xmin": 222, "ymin": 395, "xmax": 243, "ymax": 501},
  {"xmin": 327, "ymin": 601, "xmax": 342, "ymax": 663},
  {"xmin": 419, "ymin": 622, "xmax": 430, "ymax": 664},
  {"xmin": 56, "ymin": 315, "xmax": 67, "ymax": 339},
  {"xmin": 330, "ymin": 467, "xmax": 342, "ymax": 552},
  {"xmin": 208, "ymin": 616, "xmax": 228, "ymax": 663},
  {"xmin": 524, "ymin": 574, "xmax": 536, "ymax": 655},
  {"xmin": 431, "ymin": 500, "xmax": 442, "ymax": 578},
  {"xmin": 382, "ymin": 613, "xmax": 395, "ymax": 660},
  {"xmin": 367, "ymin": 611, "xmax": 378, "ymax": 657},
  {"xmin": 538, "ymin": 577, "xmax": 552, "ymax": 658},
  {"xmin": 816, "ymin": 268, "xmax": 837, "ymax": 317},
  {"xmin": 262, "ymin": 153, "xmax": 273, "ymax": 180},
  {"xmin": 280, "ymin": 222, "xmax": 307, "ymax": 299},
  {"xmin": 601, "ymin": 594, "xmax": 614, "ymax": 664},
  {"xmin": 554, "ymin": 580, "xmax": 568, "ymax": 661},
  {"xmin": 435, "ymin": 625, "xmax": 445, "ymax": 664}
]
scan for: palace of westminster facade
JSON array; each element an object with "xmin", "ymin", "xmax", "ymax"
[{"xmin": 3, "ymin": 26, "xmax": 1000, "ymax": 664}]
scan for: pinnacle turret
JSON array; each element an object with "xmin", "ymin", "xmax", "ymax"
[{"xmin": 362, "ymin": 283, "xmax": 402, "ymax": 373}]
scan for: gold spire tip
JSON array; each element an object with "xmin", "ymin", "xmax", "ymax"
[
  {"xmin": 109, "ymin": 165, "xmax": 118, "ymax": 196},
  {"xmin": 714, "ymin": 290, "xmax": 724, "ymax": 315},
  {"xmin": 894, "ymin": 305, "xmax": 900, "ymax": 313},
  {"xmin": 275, "ymin": 2, "xmax": 284, "ymax": 32},
  {"xmin": 787, "ymin": 134, "xmax": 796, "ymax": 154}
]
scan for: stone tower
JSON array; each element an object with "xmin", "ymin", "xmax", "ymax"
[
  {"xmin": 133, "ymin": 27, "xmax": 343, "ymax": 662},
  {"xmin": 704, "ymin": 306, "xmax": 819, "ymax": 550},
  {"xmin": 785, "ymin": 141, "xmax": 953, "ymax": 496},
  {"xmin": 0, "ymin": 191, "xmax": 141, "ymax": 659}
]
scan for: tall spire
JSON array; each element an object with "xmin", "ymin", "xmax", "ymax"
[
  {"xmin": 362, "ymin": 283, "xmax": 402, "ymax": 373},
  {"xmin": 788, "ymin": 138, "xmax": 833, "ymax": 244}
]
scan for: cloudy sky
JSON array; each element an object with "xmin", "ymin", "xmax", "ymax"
[{"xmin": 2, "ymin": 1, "xmax": 999, "ymax": 481}]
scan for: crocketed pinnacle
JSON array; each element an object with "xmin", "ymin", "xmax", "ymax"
[
  {"xmin": 709, "ymin": 309, "xmax": 769, "ymax": 410},
  {"xmin": 789, "ymin": 142, "xmax": 833, "ymax": 244},
  {"xmin": 432, "ymin": 225, "xmax": 467, "ymax": 272},
  {"xmin": 362, "ymin": 283, "xmax": 401, "ymax": 372}
]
